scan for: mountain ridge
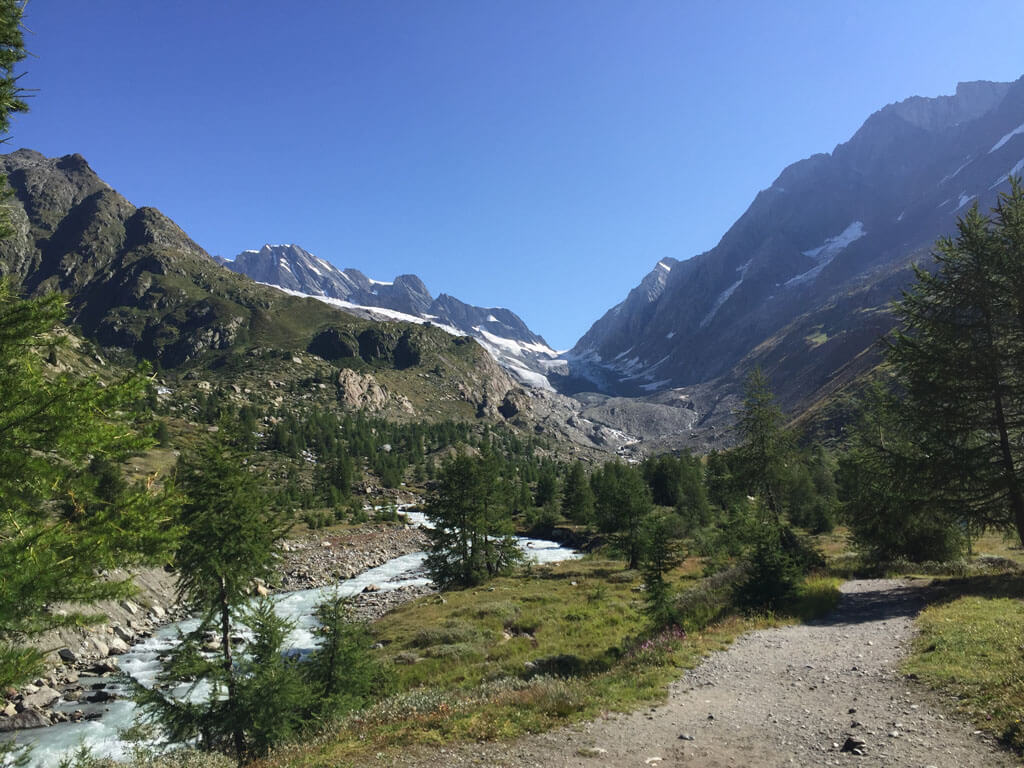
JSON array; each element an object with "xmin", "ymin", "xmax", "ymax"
[
  {"xmin": 224, "ymin": 243, "xmax": 564, "ymax": 390},
  {"xmin": 560, "ymin": 75, "xmax": 1024, "ymax": 420}
]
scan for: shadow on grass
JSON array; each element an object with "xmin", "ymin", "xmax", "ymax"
[
  {"xmin": 923, "ymin": 572, "xmax": 1024, "ymax": 606},
  {"xmin": 810, "ymin": 571, "xmax": 1024, "ymax": 628}
]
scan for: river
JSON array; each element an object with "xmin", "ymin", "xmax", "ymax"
[{"xmin": 9, "ymin": 512, "xmax": 580, "ymax": 766}]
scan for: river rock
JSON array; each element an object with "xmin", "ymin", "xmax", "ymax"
[
  {"xmin": 841, "ymin": 736, "xmax": 868, "ymax": 754},
  {"xmin": 21, "ymin": 686, "xmax": 60, "ymax": 709},
  {"xmin": 0, "ymin": 708, "xmax": 50, "ymax": 731},
  {"xmin": 57, "ymin": 648, "xmax": 78, "ymax": 663},
  {"xmin": 89, "ymin": 658, "xmax": 118, "ymax": 674},
  {"xmin": 113, "ymin": 625, "xmax": 134, "ymax": 643}
]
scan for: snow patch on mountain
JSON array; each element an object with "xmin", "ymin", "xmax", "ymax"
[
  {"xmin": 989, "ymin": 121, "xmax": 1024, "ymax": 154},
  {"xmin": 260, "ymin": 284, "xmax": 560, "ymax": 390},
  {"xmin": 940, "ymin": 157, "xmax": 973, "ymax": 184},
  {"xmin": 991, "ymin": 157, "xmax": 1024, "ymax": 189},
  {"xmin": 955, "ymin": 192, "xmax": 976, "ymax": 211},
  {"xmin": 786, "ymin": 221, "xmax": 866, "ymax": 287},
  {"xmin": 475, "ymin": 327, "xmax": 559, "ymax": 358},
  {"xmin": 639, "ymin": 379, "xmax": 672, "ymax": 392},
  {"xmin": 701, "ymin": 259, "xmax": 753, "ymax": 328}
]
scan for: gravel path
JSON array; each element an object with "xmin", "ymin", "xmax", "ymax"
[{"xmin": 388, "ymin": 579, "xmax": 1017, "ymax": 767}]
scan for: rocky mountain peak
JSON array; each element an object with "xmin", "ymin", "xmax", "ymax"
[
  {"xmin": 883, "ymin": 80, "xmax": 1011, "ymax": 132},
  {"xmin": 560, "ymin": 73, "xmax": 1024, "ymax": 424},
  {"xmin": 225, "ymin": 244, "xmax": 558, "ymax": 388}
]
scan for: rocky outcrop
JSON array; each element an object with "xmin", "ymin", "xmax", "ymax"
[
  {"xmin": 335, "ymin": 368, "xmax": 415, "ymax": 414},
  {"xmin": 337, "ymin": 368, "xmax": 389, "ymax": 411}
]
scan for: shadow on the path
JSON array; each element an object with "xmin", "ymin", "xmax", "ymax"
[{"xmin": 810, "ymin": 582, "xmax": 927, "ymax": 627}]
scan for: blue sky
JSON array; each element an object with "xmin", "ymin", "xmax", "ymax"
[{"xmin": 10, "ymin": 1, "xmax": 1024, "ymax": 349}]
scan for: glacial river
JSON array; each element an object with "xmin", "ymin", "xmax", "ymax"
[{"xmin": 10, "ymin": 512, "xmax": 580, "ymax": 766}]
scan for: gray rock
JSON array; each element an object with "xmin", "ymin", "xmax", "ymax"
[
  {"xmin": 0, "ymin": 708, "xmax": 50, "ymax": 731},
  {"xmin": 21, "ymin": 686, "xmax": 60, "ymax": 710}
]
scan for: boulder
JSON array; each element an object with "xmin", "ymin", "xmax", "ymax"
[
  {"xmin": 0, "ymin": 708, "xmax": 50, "ymax": 731},
  {"xmin": 21, "ymin": 686, "xmax": 60, "ymax": 710}
]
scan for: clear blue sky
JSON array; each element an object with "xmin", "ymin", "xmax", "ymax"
[{"xmin": 10, "ymin": 1, "xmax": 1024, "ymax": 349}]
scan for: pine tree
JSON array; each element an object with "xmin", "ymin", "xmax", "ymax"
[
  {"xmin": 304, "ymin": 596, "xmax": 383, "ymax": 716},
  {"xmin": 839, "ymin": 385, "xmax": 964, "ymax": 561},
  {"xmin": 592, "ymin": 461, "xmax": 653, "ymax": 569},
  {"xmin": 639, "ymin": 511, "xmax": 686, "ymax": 628},
  {"xmin": 424, "ymin": 452, "xmax": 521, "ymax": 587},
  {"xmin": 734, "ymin": 367, "xmax": 793, "ymax": 521},
  {"xmin": 881, "ymin": 183, "xmax": 1024, "ymax": 547},
  {"xmin": 139, "ymin": 432, "xmax": 292, "ymax": 761},
  {"xmin": 0, "ymin": 282, "xmax": 181, "ymax": 687},
  {"xmin": 561, "ymin": 461, "xmax": 595, "ymax": 524}
]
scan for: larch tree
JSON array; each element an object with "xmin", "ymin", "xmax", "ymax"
[
  {"xmin": 424, "ymin": 452, "xmax": 521, "ymax": 588},
  {"xmin": 138, "ymin": 432, "xmax": 292, "ymax": 761},
  {"xmin": 733, "ymin": 367, "xmax": 793, "ymax": 521},
  {"xmin": 592, "ymin": 460, "xmax": 653, "ymax": 569},
  {"xmin": 880, "ymin": 182, "xmax": 1024, "ymax": 547}
]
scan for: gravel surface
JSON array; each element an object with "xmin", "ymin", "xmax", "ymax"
[{"xmin": 387, "ymin": 579, "xmax": 1018, "ymax": 767}]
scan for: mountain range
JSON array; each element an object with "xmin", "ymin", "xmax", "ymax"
[
  {"xmin": 4, "ymin": 74, "xmax": 1023, "ymax": 453},
  {"xmin": 222, "ymin": 244, "xmax": 564, "ymax": 390},
  {"xmin": 557, "ymin": 77, "xmax": 1024, "ymax": 414},
  {"xmin": 229, "ymin": 76, "xmax": 1024, "ymax": 444}
]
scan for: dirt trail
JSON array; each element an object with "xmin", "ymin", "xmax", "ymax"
[{"xmin": 390, "ymin": 579, "xmax": 1018, "ymax": 767}]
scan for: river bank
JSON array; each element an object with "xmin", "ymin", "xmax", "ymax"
[{"xmin": 0, "ymin": 520, "xmax": 432, "ymax": 735}]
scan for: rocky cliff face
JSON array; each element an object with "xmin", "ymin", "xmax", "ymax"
[
  {"xmin": 0, "ymin": 149, "xmax": 253, "ymax": 366},
  {"xmin": 561, "ymin": 76, "xmax": 1024, "ymax": 416}
]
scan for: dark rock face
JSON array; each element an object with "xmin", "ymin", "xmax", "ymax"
[
  {"xmin": 562, "ymin": 76, "xmax": 1024, "ymax": 414},
  {"xmin": 307, "ymin": 327, "xmax": 358, "ymax": 361},
  {"xmin": 0, "ymin": 150, "xmax": 252, "ymax": 367}
]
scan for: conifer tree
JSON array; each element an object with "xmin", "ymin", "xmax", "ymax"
[
  {"xmin": 561, "ymin": 460, "xmax": 595, "ymax": 524},
  {"xmin": 858, "ymin": 182, "xmax": 1024, "ymax": 548},
  {"xmin": 0, "ymin": 282, "xmax": 181, "ymax": 687},
  {"xmin": 592, "ymin": 461, "xmax": 652, "ymax": 569},
  {"xmin": 139, "ymin": 432, "xmax": 292, "ymax": 761},
  {"xmin": 0, "ymin": 0, "xmax": 181, "ymax": 688},
  {"xmin": 424, "ymin": 452, "xmax": 521, "ymax": 587},
  {"xmin": 734, "ymin": 367, "xmax": 793, "ymax": 520},
  {"xmin": 639, "ymin": 510, "xmax": 686, "ymax": 628}
]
